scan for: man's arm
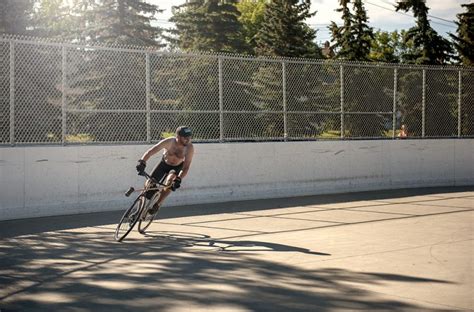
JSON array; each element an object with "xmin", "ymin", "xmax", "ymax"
[
  {"xmin": 140, "ymin": 137, "xmax": 172, "ymax": 162},
  {"xmin": 178, "ymin": 144, "xmax": 194, "ymax": 180}
]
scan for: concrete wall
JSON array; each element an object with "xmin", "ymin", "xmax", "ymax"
[{"xmin": 1, "ymin": 139, "xmax": 473, "ymax": 221}]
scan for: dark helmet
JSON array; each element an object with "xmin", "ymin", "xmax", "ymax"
[{"xmin": 176, "ymin": 126, "xmax": 193, "ymax": 137}]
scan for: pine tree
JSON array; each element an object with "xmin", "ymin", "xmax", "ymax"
[
  {"xmin": 169, "ymin": 0, "xmax": 247, "ymax": 53},
  {"xmin": 352, "ymin": 0, "xmax": 373, "ymax": 61},
  {"xmin": 329, "ymin": 0, "xmax": 355, "ymax": 60},
  {"xmin": 255, "ymin": 0, "xmax": 321, "ymax": 58},
  {"xmin": 449, "ymin": 3, "xmax": 474, "ymax": 66},
  {"xmin": 64, "ymin": 0, "xmax": 165, "ymax": 143},
  {"xmin": 449, "ymin": 4, "xmax": 473, "ymax": 136},
  {"xmin": 32, "ymin": 0, "xmax": 78, "ymax": 39},
  {"xmin": 82, "ymin": 0, "xmax": 164, "ymax": 46},
  {"xmin": 236, "ymin": 0, "xmax": 266, "ymax": 53},
  {"xmin": 330, "ymin": 0, "xmax": 373, "ymax": 61},
  {"xmin": 395, "ymin": 0, "xmax": 454, "ymax": 65}
]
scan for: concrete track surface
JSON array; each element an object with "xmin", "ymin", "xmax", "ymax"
[{"xmin": 1, "ymin": 187, "xmax": 473, "ymax": 311}]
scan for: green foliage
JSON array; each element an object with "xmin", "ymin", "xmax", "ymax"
[
  {"xmin": 255, "ymin": 0, "xmax": 322, "ymax": 58},
  {"xmin": 169, "ymin": 0, "xmax": 247, "ymax": 53},
  {"xmin": 83, "ymin": 0, "xmax": 164, "ymax": 46},
  {"xmin": 397, "ymin": 69, "xmax": 423, "ymax": 137},
  {"xmin": 65, "ymin": 133, "xmax": 95, "ymax": 143},
  {"xmin": 32, "ymin": 0, "xmax": 76, "ymax": 38},
  {"xmin": 370, "ymin": 30, "xmax": 401, "ymax": 63},
  {"xmin": 14, "ymin": 45, "xmax": 63, "ymax": 143},
  {"xmin": 424, "ymin": 71, "xmax": 458, "ymax": 136},
  {"xmin": 449, "ymin": 3, "xmax": 474, "ymax": 66},
  {"xmin": 151, "ymin": 55, "xmax": 221, "ymax": 140},
  {"xmin": 236, "ymin": 0, "xmax": 266, "ymax": 53},
  {"xmin": 330, "ymin": 0, "xmax": 374, "ymax": 61},
  {"xmin": 461, "ymin": 72, "xmax": 474, "ymax": 136},
  {"xmin": 351, "ymin": 0, "xmax": 374, "ymax": 61},
  {"xmin": 343, "ymin": 67, "xmax": 393, "ymax": 137},
  {"xmin": 370, "ymin": 30, "xmax": 417, "ymax": 63},
  {"xmin": 330, "ymin": 0, "xmax": 354, "ymax": 60},
  {"xmin": 395, "ymin": 0, "xmax": 454, "ymax": 65}
]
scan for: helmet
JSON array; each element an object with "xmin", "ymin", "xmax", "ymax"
[{"xmin": 176, "ymin": 126, "xmax": 193, "ymax": 137}]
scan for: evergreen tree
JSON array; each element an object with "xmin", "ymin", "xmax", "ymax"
[
  {"xmin": 351, "ymin": 0, "xmax": 373, "ymax": 61},
  {"xmin": 449, "ymin": 3, "xmax": 474, "ymax": 66},
  {"xmin": 395, "ymin": 0, "xmax": 454, "ymax": 65},
  {"xmin": 169, "ymin": 0, "xmax": 247, "ymax": 53},
  {"xmin": 64, "ymin": 0, "xmax": 165, "ymax": 142},
  {"xmin": 32, "ymin": 0, "xmax": 79, "ymax": 39},
  {"xmin": 330, "ymin": 0, "xmax": 373, "ymax": 61},
  {"xmin": 448, "ymin": 4, "xmax": 473, "ymax": 136},
  {"xmin": 329, "ymin": 0, "xmax": 355, "ymax": 60},
  {"xmin": 83, "ymin": 0, "xmax": 164, "ymax": 46},
  {"xmin": 330, "ymin": 1, "xmax": 389, "ymax": 137},
  {"xmin": 236, "ymin": 0, "xmax": 266, "ymax": 53},
  {"xmin": 255, "ymin": 0, "xmax": 322, "ymax": 58},
  {"xmin": 249, "ymin": 0, "xmax": 325, "ymax": 139}
]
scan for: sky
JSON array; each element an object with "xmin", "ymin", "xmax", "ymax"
[{"xmin": 148, "ymin": 0, "xmax": 470, "ymax": 43}]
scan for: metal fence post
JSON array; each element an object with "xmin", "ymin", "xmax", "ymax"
[
  {"xmin": 422, "ymin": 69, "xmax": 426, "ymax": 138},
  {"xmin": 458, "ymin": 70, "xmax": 462, "ymax": 138},
  {"xmin": 218, "ymin": 56, "xmax": 224, "ymax": 142},
  {"xmin": 392, "ymin": 68, "xmax": 398, "ymax": 139},
  {"xmin": 282, "ymin": 61, "xmax": 288, "ymax": 141},
  {"xmin": 61, "ymin": 46, "xmax": 67, "ymax": 144},
  {"xmin": 340, "ymin": 65, "xmax": 345, "ymax": 139},
  {"xmin": 9, "ymin": 41, "xmax": 15, "ymax": 146},
  {"xmin": 146, "ymin": 53, "xmax": 151, "ymax": 143}
]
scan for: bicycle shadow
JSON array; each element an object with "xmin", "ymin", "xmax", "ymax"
[{"xmin": 142, "ymin": 231, "xmax": 331, "ymax": 256}]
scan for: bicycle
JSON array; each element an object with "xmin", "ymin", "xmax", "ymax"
[{"xmin": 114, "ymin": 170, "xmax": 176, "ymax": 242}]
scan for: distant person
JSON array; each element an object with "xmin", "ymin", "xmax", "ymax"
[
  {"xmin": 135, "ymin": 126, "xmax": 194, "ymax": 214},
  {"xmin": 398, "ymin": 124, "xmax": 408, "ymax": 138}
]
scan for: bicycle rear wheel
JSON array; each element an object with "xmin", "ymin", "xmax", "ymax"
[
  {"xmin": 115, "ymin": 196, "xmax": 145, "ymax": 242},
  {"xmin": 138, "ymin": 193, "xmax": 161, "ymax": 234}
]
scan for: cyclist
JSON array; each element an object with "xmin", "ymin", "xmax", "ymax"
[{"xmin": 135, "ymin": 126, "xmax": 194, "ymax": 214}]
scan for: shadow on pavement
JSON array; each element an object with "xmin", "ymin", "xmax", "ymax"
[
  {"xmin": 0, "ymin": 228, "xmax": 454, "ymax": 312},
  {"xmin": 1, "ymin": 186, "xmax": 472, "ymax": 239},
  {"xmin": 143, "ymin": 230, "xmax": 332, "ymax": 256}
]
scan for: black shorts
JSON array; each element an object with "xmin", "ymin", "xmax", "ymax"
[{"xmin": 150, "ymin": 157, "xmax": 183, "ymax": 184}]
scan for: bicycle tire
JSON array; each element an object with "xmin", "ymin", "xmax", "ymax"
[
  {"xmin": 115, "ymin": 196, "xmax": 145, "ymax": 242},
  {"xmin": 138, "ymin": 193, "xmax": 161, "ymax": 234}
]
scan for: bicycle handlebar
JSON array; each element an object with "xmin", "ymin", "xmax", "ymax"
[
  {"xmin": 124, "ymin": 170, "xmax": 176, "ymax": 197},
  {"xmin": 138, "ymin": 170, "xmax": 176, "ymax": 187}
]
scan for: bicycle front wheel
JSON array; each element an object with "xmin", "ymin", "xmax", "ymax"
[{"xmin": 115, "ymin": 196, "xmax": 145, "ymax": 242}]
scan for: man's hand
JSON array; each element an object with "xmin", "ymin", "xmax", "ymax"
[
  {"xmin": 136, "ymin": 159, "xmax": 146, "ymax": 173},
  {"xmin": 171, "ymin": 177, "xmax": 181, "ymax": 191}
]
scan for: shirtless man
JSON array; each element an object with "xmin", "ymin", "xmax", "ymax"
[{"xmin": 135, "ymin": 126, "xmax": 194, "ymax": 213}]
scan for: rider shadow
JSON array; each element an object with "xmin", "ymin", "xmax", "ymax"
[{"xmin": 143, "ymin": 231, "xmax": 331, "ymax": 256}]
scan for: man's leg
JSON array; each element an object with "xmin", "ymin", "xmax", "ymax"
[{"xmin": 149, "ymin": 170, "xmax": 177, "ymax": 213}]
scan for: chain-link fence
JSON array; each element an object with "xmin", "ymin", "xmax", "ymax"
[{"xmin": 1, "ymin": 36, "xmax": 473, "ymax": 145}]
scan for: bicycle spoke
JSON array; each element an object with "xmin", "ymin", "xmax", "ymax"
[{"xmin": 115, "ymin": 196, "xmax": 144, "ymax": 242}]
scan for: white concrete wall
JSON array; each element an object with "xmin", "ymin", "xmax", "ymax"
[{"xmin": 1, "ymin": 139, "xmax": 473, "ymax": 221}]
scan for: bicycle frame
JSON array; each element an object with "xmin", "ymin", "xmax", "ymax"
[{"xmin": 125, "ymin": 170, "xmax": 175, "ymax": 197}]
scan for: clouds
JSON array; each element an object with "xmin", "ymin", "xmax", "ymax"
[
  {"xmin": 148, "ymin": 0, "xmax": 467, "ymax": 38},
  {"xmin": 309, "ymin": 0, "xmax": 465, "ymax": 37}
]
